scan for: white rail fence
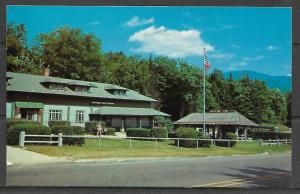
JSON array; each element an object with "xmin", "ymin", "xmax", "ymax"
[{"xmin": 19, "ymin": 131, "xmax": 292, "ymax": 149}]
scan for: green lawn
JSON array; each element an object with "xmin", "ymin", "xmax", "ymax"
[{"xmin": 24, "ymin": 139, "xmax": 291, "ymax": 160}]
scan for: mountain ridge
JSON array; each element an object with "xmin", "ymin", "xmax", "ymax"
[{"xmin": 223, "ymin": 70, "xmax": 291, "ymax": 92}]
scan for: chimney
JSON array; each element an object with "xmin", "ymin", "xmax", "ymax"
[{"xmin": 44, "ymin": 68, "xmax": 50, "ymax": 76}]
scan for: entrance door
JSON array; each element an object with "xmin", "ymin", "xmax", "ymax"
[{"xmin": 20, "ymin": 109, "xmax": 35, "ymax": 121}]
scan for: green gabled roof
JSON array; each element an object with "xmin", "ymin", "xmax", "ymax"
[
  {"xmin": 174, "ymin": 111, "xmax": 258, "ymax": 127},
  {"xmin": 92, "ymin": 106, "xmax": 170, "ymax": 117},
  {"xmin": 6, "ymin": 72, "xmax": 157, "ymax": 102}
]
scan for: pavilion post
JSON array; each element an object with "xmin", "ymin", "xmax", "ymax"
[
  {"xmin": 235, "ymin": 127, "xmax": 239, "ymax": 140},
  {"xmin": 244, "ymin": 128, "xmax": 248, "ymax": 139}
]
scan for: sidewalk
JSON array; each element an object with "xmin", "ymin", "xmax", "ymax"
[
  {"xmin": 7, "ymin": 146, "xmax": 68, "ymax": 166},
  {"xmin": 101, "ymin": 132, "xmax": 127, "ymax": 139}
]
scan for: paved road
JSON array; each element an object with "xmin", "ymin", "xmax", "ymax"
[{"xmin": 7, "ymin": 153, "xmax": 291, "ymax": 188}]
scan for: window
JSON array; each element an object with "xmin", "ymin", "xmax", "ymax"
[
  {"xmin": 49, "ymin": 110, "xmax": 62, "ymax": 121},
  {"xmin": 76, "ymin": 110, "xmax": 84, "ymax": 123},
  {"xmin": 75, "ymin": 86, "xmax": 88, "ymax": 93},
  {"xmin": 27, "ymin": 111, "xmax": 34, "ymax": 121},
  {"xmin": 49, "ymin": 84, "xmax": 65, "ymax": 92},
  {"xmin": 112, "ymin": 90, "xmax": 126, "ymax": 96}
]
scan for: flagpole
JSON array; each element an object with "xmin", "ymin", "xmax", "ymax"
[{"xmin": 203, "ymin": 48, "xmax": 206, "ymax": 135}]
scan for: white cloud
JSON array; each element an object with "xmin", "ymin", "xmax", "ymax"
[
  {"xmin": 266, "ymin": 45, "xmax": 278, "ymax": 51},
  {"xmin": 88, "ymin": 21, "xmax": 100, "ymax": 25},
  {"xmin": 210, "ymin": 53, "xmax": 234, "ymax": 60},
  {"xmin": 229, "ymin": 61, "xmax": 248, "ymax": 70},
  {"xmin": 231, "ymin": 44, "xmax": 240, "ymax": 49},
  {"xmin": 128, "ymin": 26, "xmax": 214, "ymax": 58},
  {"xmin": 125, "ymin": 16, "xmax": 154, "ymax": 27},
  {"xmin": 242, "ymin": 57, "xmax": 252, "ymax": 61},
  {"xmin": 242, "ymin": 55, "xmax": 264, "ymax": 61},
  {"xmin": 239, "ymin": 62, "xmax": 247, "ymax": 66}
]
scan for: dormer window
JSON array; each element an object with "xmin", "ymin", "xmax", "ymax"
[
  {"xmin": 49, "ymin": 84, "xmax": 65, "ymax": 92},
  {"xmin": 105, "ymin": 86, "xmax": 128, "ymax": 96},
  {"xmin": 75, "ymin": 86, "xmax": 88, "ymax": 93}
]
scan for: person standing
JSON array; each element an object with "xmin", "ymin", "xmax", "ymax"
[{"xmin": 96, "ymin": 122, "xmax": 102, "ymax": 136}]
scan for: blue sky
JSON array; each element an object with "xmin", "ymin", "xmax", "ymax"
[{"xmin": 7, "ymin": 6, "xmax": 291, "ymax": 76}]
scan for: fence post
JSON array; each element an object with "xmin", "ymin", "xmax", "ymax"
[
  {"xmin": 177, "ymin": 139, "xmax": 179, "ymax": 148},
  {"xmin": 259, "ymin": 139, "xmax": 262, "ymax": 147},
  {"xmin": 197, "ymin": 140, "xmax": 199, "ymax": 148},
  {"xmin": 19, "ymin": 131, "xmax": 25, "ymax": 147},
  {"xmin": 277, "ymin": 139, "xmax": 279, "ymax": 146},
  {"xmin": 129, "ymin": 138, "xmax": 132, "ymax": 149},
  {"xmin": 97, "ymin": 136, "xmax": 101, "ymax": 149},
  {"xmin": 269, "ymin": 139, "xmax": 271, "ymax": 147},
  {"xmin": 285, "ymin": 139, "xmax": 288, "ymax": 146},
  {"xmin": 155, "ymin": 139, "xmax": 158, "ymax": 149},
  {"xmin": 228, "ymin": 140, "xmax": 230, "ymax": 148},
  {"xmin": 58, "ymin": 133, "xmax": 63, "ymax": 147}
]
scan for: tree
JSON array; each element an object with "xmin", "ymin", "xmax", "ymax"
[
  {"xmin": 286, "ymin": 92, "xmax": 292, "ymax": 127},
  {"xmin": 33, "ymin": 27, "xmax": 103, "ymax": 81},
  {"xmin": 208, "ymin": 69, "xmax": 228, "ymax": 110},
  {"xmin": 176, "ymin": 63, "xmax": 202, "ymax": 118},
  {"xmin": 6, "ymin": 23, "xmax": 42, "ymax": 74}
]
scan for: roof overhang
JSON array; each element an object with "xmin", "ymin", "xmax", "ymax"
[
  {"xmin": 15, "ymin": 101, "xmax": 44, "ymax": 109},
  {"xmin": 91, "ymin": 106, "xmax": 170, "ymax": 117}
]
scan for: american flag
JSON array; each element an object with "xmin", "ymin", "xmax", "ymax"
[{"xmin": 204, "ymin": 52, "xmax": 211, "ymax": 71}]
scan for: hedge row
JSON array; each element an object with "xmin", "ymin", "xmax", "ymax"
[
  {"xmin": 215, "ymin": 132, "xmax": 237, "ymax": 147},
  {"xmin": 125, "ymin": 128, "xmax": 168, "ymax": 139},
  {"xmin": 7, "ymin": 119, "xmax": 85, "ymax": 145},
  {"xmin": 48, "ymin": 121, "xmax": 70, "ymax": 128},
  {"xmin": 106, "ymin": 128, "xmax": 116, "ymax": 135},
  {"xmin": 85, "ymin": 121, "xmax": 106, "ymax": 135},
  {"xmin": 249, "ymin": 131, "xmax": 291, "ymax": 140},
  {"xmin": 151, "ymin": 128, "xmax": 168, "ymax": 139},
  {"xmin": 174, "ymin": 127, "xmax": 211, "ymax": 148},
  {"xmin": 126, "ymin": 128, "xmax": 151, "ymax": 137},
  {"xmin": 51, "ymin": 125, "xmax": 85, "ymax": 145},
  {"xmin": 6, "ymin": 119, "xmax": 39, "ymax": 131},
  {"xmin": 7, "ymin": 124, "xmax": 51, "ymax": 145}
]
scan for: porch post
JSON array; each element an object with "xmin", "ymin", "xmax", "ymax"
[
  {"xmin": 38, "ymin": 109, "xmax": 43, "ymax": 124},
  {"xmin": 212, "ymin": 126, "xmax": 216, "ymax": 139},
  {"xmin": 15, "ymin": 107, "xmax": 21, "ymax": 118},
  {"xmin": 139, "ymin": 117, "xmax": 142, "ymax": 128},
  {"xmin": 244, "ymin": 128, "xmax": 248, "ymax": 139},
  {"xmin": 235, "ymin": 127, "xmax": 239, "ymax": 140},
  {"xmin": 152, "ymin": 117, "xmax": 155, "ymax": 128},
  {"xmin": 121, "ymin": 117, "xmax": 125, "ymax": 129}
]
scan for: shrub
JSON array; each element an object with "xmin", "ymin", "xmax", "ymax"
[
  {"xmin": 7, "ymin": 124, "xmax": 51, "ymax": 145},
  {"xmin": 106, "ymin": 128, "xmax": 116, "ymax": 135},
  {"xmin": 215, "ymin": 132, "xmax": 237, "ymax": 147},
  {"xmin": 168, "ymin": 130, "xmax": 176, "ymax": 138},
  {"xmin": 151, "ymin": 128, "xmax": 168, "ymax": 140},
  {"xmin": 126, "ymin": 128, "xmax": 151, "ymax": 137},
  {"xmin": 51, "ymin": 125, "xmax": 85, "ymax": 145},
  {"xmin": 175, "ymin": 127, "xmax": 198, "ymax": 148},
  {"xmin": 48, "ymin": 121, "xmax": 70, "ymax": 128},
  {"xmin": 6, "ymin": 119, "xmax": 39, "ymax": 131},
  {"xmin": 155, "ymin": 116, "xmax": 174, "ymax": 131},
  {"xmin": 85, "ymin": 121, "xmax": 106, "ymax": 135},
  {"xmin": 249, "ymin": 131, "xmax": 291, "ymax": 140},
  {"xmin": 197, "ymin": 131, "xmax": 212, "ymax": 147}
]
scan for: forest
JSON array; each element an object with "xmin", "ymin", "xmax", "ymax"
[{"xmin": 6, "ymin": 23, "xmax": 291, "ymax": 126}]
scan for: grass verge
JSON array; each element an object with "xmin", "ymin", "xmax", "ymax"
[{"xmin": 24, "ymin": 139, "xmax": 291, "ymax": 160}]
